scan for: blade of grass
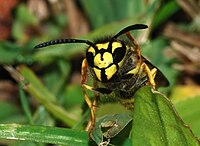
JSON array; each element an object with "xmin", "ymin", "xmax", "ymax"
[
  {"xmin": 19, "ymin": 84, "xmax": 33, "ymax": 124},
  {"xmin": 0, "ymin": 124, "xmax": 88, "ymax": 146},
  {"xmin": 4, "ymin": 65, "xmax": 77, "ymax": 127}
]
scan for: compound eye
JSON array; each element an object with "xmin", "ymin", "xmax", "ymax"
[
  {"xmin": 113, "ymin": 46, "xmax": 126, "ymax": 64},
  {"xmin": 86, "ymin": 46, "xmax": 96, "ymax": 67},
  {"xmin": 86, "ymin": 52, "xmax": 94, "ymax": 67}
]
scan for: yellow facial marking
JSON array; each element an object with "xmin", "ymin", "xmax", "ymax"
[
  {"xmin": 111, "ymin": 42, "xmax": 122, "ymax": 53},
  {"xmin": 89, "ymin": 41, "xmax": 124, "ymax": 81},
  {"xmin": 96, "ymin": 42, "xmax": 122, "ymax": 51},
  {"xmin": 105, "ymin": 64, "xmax": 117, "ymax": 80},
  {"xmin": 96, "ymin": 43, "xmax": 109, "ymax": 50},
  {"xmin": 94, "ymin": 52, "xmax": 113, "ymax": 68},
  {"xmin": 93, "ymin": 68, "xmax": 101, "ymax": 81},
  {"xmin": 88, "ymin": 47, "xmax": 96, "ymax": 55}
]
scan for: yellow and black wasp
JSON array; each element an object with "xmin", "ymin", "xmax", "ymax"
[{"xmin": 34, "ymin": 24, "xmax": 169, "ymax": 134}]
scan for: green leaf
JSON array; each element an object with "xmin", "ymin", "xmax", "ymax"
[
  {"xmin": 62, "ymin": 85, "xmax": 84, "ymax": 108},
  {"xmin": 151, "ymin": 1, "xmax": 179, "ymax": 30},
  {"xmin": 80, "ymin": 0, "xmax": 115, "ymax": 28},
  {"xmin": 0, "ymin": 124, "xmax": 88, "ymax": 146},
  {"xmin": 16, "ymin": 4, "xmax": 37, "ymax": 25},
  {"xmin": 80, "ymin": 0, "xmax": 156, "ymax": 29},
  {"xmin": 132, "ymin": 86, "xmax": 199, "ymax": 146},
  {"xmin": 32, "ymin": 106, "xmax": 55, "ymax": 126},
  {"xmin": 0, "ymin": 42, "xmax": 20, "ymax": 64},
  {"xmin": 43, "ymin": 60, "xmax": 71, "ymax": 95},
  {"xmin": 12, "ymin": 4, "xmax": 37, "ymax": 41},
  {"xmin": 174, "ymin": 95, "xmax": 200, "ymax": 138},
  {"xmin": 0, "ymin": 101, "xmax": 21, "ymax": 123},
  {"xmin": 0, "ymin": 41, "xmax": 33, "ymax": 64},
  {"xmin": 91, "ymin": 114, "xmax": 132, "ymax": 145}
]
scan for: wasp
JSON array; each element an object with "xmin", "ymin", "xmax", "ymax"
[{"xmin": 34, "ymin": 24, "xmax": 169, "ymax": 135}]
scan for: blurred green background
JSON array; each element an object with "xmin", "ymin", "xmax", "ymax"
[{"xmin": 0, "ymin": 0, "xmax": 200, "ymax": 145}]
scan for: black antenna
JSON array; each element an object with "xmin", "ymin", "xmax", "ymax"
[
  {"xmin": 113, "ymin": 24, "xmax": 148, "ymax": 39},
  {"xmin": 108, "ymin": 24, "xmax": 148, "ymax": 49},
  {"xmin": 34, "ymin": 39, "xmax": 97, "ymax": 50}
]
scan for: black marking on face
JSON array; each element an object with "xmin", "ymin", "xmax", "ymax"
[
  {"xmin": 101, "ymin": 69, "xmax": 107, "ymax": 82},
  {"xmin": 86, "ymin": 52, "xmax": 94, "ymax": 67},
  {"xmin": 113, "ymin": 46, "xmax": 126, "ymax": 64}
]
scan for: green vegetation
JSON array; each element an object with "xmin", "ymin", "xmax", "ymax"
[{"xmin": 0, "ymin": 0, "xmax": 200, "ymax": 145}]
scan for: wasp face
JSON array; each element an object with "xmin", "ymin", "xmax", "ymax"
[{"xmin": 86, "ymin": 41, "xmax": 126, "ymax": 82}]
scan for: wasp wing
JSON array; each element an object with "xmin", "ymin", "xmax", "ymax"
[{"xmin": 142, "ymin": 57, "xmax": 169, "ymax": 87}]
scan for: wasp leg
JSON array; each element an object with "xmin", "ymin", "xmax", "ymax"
[
  {"xmin": 82, "ymin": 84, "xmax": 112, "ymax": 134},
  {"xmin": 151, "ymin": 68, "xmax": 157, "ymax": 81},
  {"xmin": 82, "ymin": 85, "xmax": 113, "ymax": 134},
  {"xmin": 82, "ymin": 84, "xmax": 98, "ymax": 134},
  {"xmin": 83, "ymin": 84, "xmax": 112, "ymax": 94},
  {"xmin": 81, "ymin": 59, "xmax": 96, "ymax": 135},
  {"xmin": 141, "ymin": 63, "xmax": 157, "ymax": 89},
  {"xmin": 81, "ymin": 59, "xmax": 93, "ymax": 109}
]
